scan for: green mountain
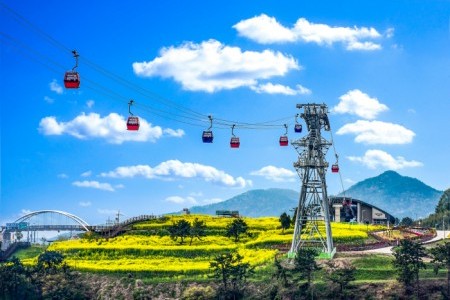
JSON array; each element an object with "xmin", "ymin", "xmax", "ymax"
[
  {"xmin": 340, "ymin": 170, "xmax": 443, "ymax": 219},
  {"xmin": 188, "ymin": 188, "xmax": 299, "ymax": 217},
  {"xmin": 187, "ymin": 171, "xmax": 442, "ymax": 219}
]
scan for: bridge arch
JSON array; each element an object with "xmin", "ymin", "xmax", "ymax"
[{"xmin": 14, "ymin": 210, "xmax": 91, "ymax": 231}]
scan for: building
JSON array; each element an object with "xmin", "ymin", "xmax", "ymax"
[{"xmin": 329, "ymin": 196, "xmax": 396, "ymax": 226}]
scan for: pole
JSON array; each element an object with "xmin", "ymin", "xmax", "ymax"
[{"xmin": 443, "ymin": 216, "xmax": 446, "ymax": 240}]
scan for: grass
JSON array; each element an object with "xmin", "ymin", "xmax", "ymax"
[{"xmin": 12, "ymin": 245, "xmax": 46, "ymax": 260}]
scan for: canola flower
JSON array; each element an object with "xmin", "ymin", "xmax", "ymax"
[{"xmin": 42, "ymin": 215, "xmax": 384, "ymax": 274}]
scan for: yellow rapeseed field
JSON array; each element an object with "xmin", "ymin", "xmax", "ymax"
[{"xmin": 43, "ymin": 215, "xmax": 384, "ymax": 275}]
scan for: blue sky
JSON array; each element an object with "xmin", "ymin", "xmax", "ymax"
[{"xmin": 1, "ymin": 0, "xmax": 449, "ymax": 225}]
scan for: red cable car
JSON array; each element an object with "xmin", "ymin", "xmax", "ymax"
[
  {"xmin": 279, "ymin": 136, "xmax": 289, "ymax": 146},
  {"xmin": 279, "ymin": 124, "xmax": 289, "ymax": 146},
  {"xmin": 127, "ymin": 116, "xmax": 140, "ymax": 131},
  {"xmin": 229, "ymin": 125, "xmax": 239, "ymax": 148},
  {"xmin": 294, "ymin": 124, "xmax": 302, "ymax": 133},
  {"xmin": 230, "ymin": 137, "xmax": 240, "ymax": 148},
  {"xmin": 64, "ymin": 71, "xmax": 80, "ymax": 88},
  {"xmin": 64, "ymin": 50, "xmax": 80, "ymax": 89},
  {"xmin": 202, "ymin": 130, "xmax": 213, "ymax": 143},
  {"xmin": 331, "ymin": 164, "xmax": 339, "ymax": 173},
  {"xmin": 126, "ymin": 100, "xmax": 140, "ymax": 131}
]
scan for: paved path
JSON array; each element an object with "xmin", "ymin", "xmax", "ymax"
[{"xmin": 355, "ymin": 230, "xmax": 447, "ymax": 255}]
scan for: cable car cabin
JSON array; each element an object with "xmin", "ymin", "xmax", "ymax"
[
  {"xmin": 331, "ymin": 164, "xmax": 339, "ymax": 173},
  {"xmin": 127, "ymin": 116, "xmax": 140, "ymax": 131},
  {"xmin": 202, "ymin": 131, "xmax": 213, "ymax": 143},
  {"xmin": 230, "ymin": 137, "xmax": 240, "ymax": 148},
  {"xmin": 279, "ymin": 136, "xmax": 289, "ymax": 146},
  {"xmin": 294, "ymin": 124, "xmax": 302, "ymax": 133},
  {"xmin": 64, "ymin": 71, "xmax": 80, "ymax": 88}
]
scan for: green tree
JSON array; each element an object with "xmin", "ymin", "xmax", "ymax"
[
  {"xmin": 0, "ymin": 257, "xmax": 35, "ymax": 299},
  {"xmin": 168, "ymin": 219, "xmax": 191, "ymax": 244},
  {"xmin": 430, "ymin": 242, "xmax": 450, "ymax": 298},
  {"xmin": 15, "ymin": 231, "xmax": 23, "ymax": 242},
  {"xmin": 393, "ymin": 239, "xmax": 427, "ymax": 296},
  {"xmin": 226, "ymin": 218, "xmax": 248, "ymax": 242},
  {"xmin": 436, "ymin": 189, "xmax": 450, "ymax": 214},
  {"xmin": 279, "ymin": 212, "xmax": 291, "ymax": 233},
  {"xmin": 400, "ymin": 217, "xmax": 414, "ymax": 227},
  {"xmin": 272, "ymin": 256, "xmax": 292, "ymax": 287},
  {"xmin": 189, "ymin": 218, "xmax": 207, "ymax": 245},
  {"xmin": 293, "ymin": 248, "xmax": 320, "ymax": 294},
  {"xmin": 324, "ymin": 260, "xmax": 356, "ymax": 296},
  {"xmin": 210, "ymin": 251, "xmax": 254, "ymax": 299},
  {"xmin": 37, "ymin": 250, "xmax": 65, "ymax": 274}
]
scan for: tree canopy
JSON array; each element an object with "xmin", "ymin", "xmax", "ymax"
[
  {"xmin": 226, "ymin": 218, "xmax": 248, "ymax": 242},
  {"xmin": 435, "ymin": 189, "xmax": 450, "ymax": 214}
]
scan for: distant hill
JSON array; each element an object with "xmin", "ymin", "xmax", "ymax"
[
  {"xmin": 340, "ymin": 170, "xmax": 443, "ymax": 219},
  {"xmin": 188, "ymin": 188, "xmax": 299, "ymax": 217},
  {"xmin": 186, "ymin": 171, "xmax": 442, "ymax": 219}
]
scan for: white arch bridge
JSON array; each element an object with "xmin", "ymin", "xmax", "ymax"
[{"xmin": 1, "ymin": 210, "xmax": 157, "ymax": 251}]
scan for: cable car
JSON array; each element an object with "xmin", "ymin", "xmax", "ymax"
[
  {"xmin": 127, "ymin": 116, "xmax": 140, "ymax": 131},
  {"xmin": 279, "ymin": 124, "xmax": 289, "ymax": 146},
  {"xmin": 64, "ymin": 50, "xmax": 80, "ymax": 89},
  {"xmin": 279, "ymin": 136, "xmax": 289, "ymax": 146},
  {"xmin": 202, "ymin": 131, "xmax": 213, "ymax": 143},
  {"xmin": 331, "ymin": 164, "xmax": 339, "ymax": 173},
  {"xmin": 126, "ymin": 100, "xmax": 140, "ymax": 131},
  {"xmin": 64, "ymin": 71, "xmax": 80, "ymax": 88},
  {"xmin": 229, "ymin": 125, "xmax": 239, "ymax": 148},
  {"xmin": 294, "ymin": 124, "xmax": 302, "ymax": 133},
  {"xmin": 202, "ymin": 115, "xmax": 214, "ymax": 143},
  {"xmin": 230, "ymin": 137, "xmax": 240, "ymax": 148}
]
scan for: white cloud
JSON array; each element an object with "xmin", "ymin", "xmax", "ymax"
[
  {"xmin": 86, "ymin": 100, "xmax": 95, "ymax": 108},
  {"xmin": 347, "ymin": 149, "xmax": 423, "ymax": 170},
  {"xmin": 202, "ymin": 198, "xmax": 223, "ymax": 204},
  {"xmin": 97, "ymin": 209, "xmax": 117, "ymax": 215},
  {"xmin": 336, "ymin": 120, "xmax": 415, "ymax": 144},
  {"xmin": 20, "ymin": 209, "xmax": 33, "ymax": 216},
  {"xmin": 250, "ymin": 165, "xmax": 296, "ymax": 182},
  {"xmin": 250, "ymin": 83, "xmax": 311, "ymax": 95},
  {"xmin": 72, "ymin": 180, "xmax": 116, "ymax": 192},
  {"xmin": 101, "ymin": 160, "xmax": 252, "ymax": 188},
  {"xmin": 163, "ymin": 128, "xmax": 185, "ymax": 137},
  {"xmin": 57, "ymin": 173, "xmax": 69, "ymax": 179},
  {"xmin": 44, "ymin": 96, "xmax": 54, "ymax": 104},
  {"xmin": 132, "ymin": 39, "xmax": 299, "ymax": 93},
  {"xmin": 333, "ymin": 89, "xmax": 388, "ymax": 119},
  {"xmin": 233, "ymin": 14, "xmax": 297, "ymax": 44},
  {"xmin": 81, "ymin": 171, "xmax": 92, "ymax": 177},
  {"xmin": 165, "ymin": 196, "xmax": 197, "ymax": 204},
  {"xmin": 79, "ymin": 201, "xmax": 92, "ymax": 207},
  {"xmin": 49, "ymin": 79, "xmax": 63, "ymax": 94},
  {"xmin": 38, "ymin": 112, "xmax": 184, "ymax": 144},
  {"xmin": 344, "ymin": 178, "xmax": 356, "ymax": 185},
  {"xmin": 234, "ymin": 14, "xmax": 383, "ymax": 51}
]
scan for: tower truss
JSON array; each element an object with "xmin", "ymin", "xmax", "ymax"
[{"xmin": 289, "ymin": 103, "xmax": 335, "ymax": 258}]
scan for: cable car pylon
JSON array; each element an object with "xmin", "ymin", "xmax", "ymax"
[{"xmin": 289, "ymin": 103, "xmax": 335, "ymax": 259}]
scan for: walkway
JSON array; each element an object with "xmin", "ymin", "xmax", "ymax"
[{"xmin": 362, "ymin": 230, "xmax": 447, "ymax": 255}]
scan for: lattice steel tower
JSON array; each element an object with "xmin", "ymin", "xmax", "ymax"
[{"xmin": 289, "ymin": 103, "xmax": 335, "ymax": 258}]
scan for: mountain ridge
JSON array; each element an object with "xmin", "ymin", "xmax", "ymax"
[{"xmin": 187, "ymin": 171, "xmax": 443, "ymax": 219}]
